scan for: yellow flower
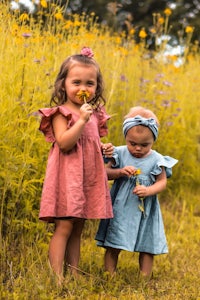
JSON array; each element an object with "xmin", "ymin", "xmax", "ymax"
[
  {"xmin": 115, "ymin": 36, "xmax": 122, "ymax": 44},
  {"xmin": 149, "ymin": 27, "xmax": 156, "ymax": 34},
  {"xmin": 139, "ymin": 28, "xmax": 147, "ymax": 39},
  {"xmin": 129, "ymin": 28, "xmax": 135, "ymax": 35},
  {"xmin": 77, "ymin": 90, "xmax": 90, "ymax": 103},
  {"xmin": 164, "ymin": 8, "xmax": 172, "ymax": 16},
  {"xmin": 158, "ymin": 17, "xmax": 164, "ymax": 25},
  {"xmin": 185, "ymin": 26, "xmax": 194, "ymax": 33},
  {"xmin": 41, "ymin": 0, "xmax": 48, "ymax": 8},
  {"xmin": 54, "ymin": 12, "xmax": 63, "ymax": 21},
  {"xmin": 74, "ymin": 20, "xmax": 81, "ymax": 27},
  {"xmin": 11, "ymin": 24, "xmax": 19, "ymax": 35},
  {"xmin": 63, "ymin": 20, "xmax": 73, "ymax": 30},
  {"xmin": 135, "ymin": 169, "xmax": 141, "ymax": 175},
  {"xmin": 19, "ymin": 13, "xmax": 29, "ymax": 22}
]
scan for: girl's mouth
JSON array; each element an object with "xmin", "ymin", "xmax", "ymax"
[{"xmin": 133, "ymin": 153, "xmax": 143, "ymax": 158}]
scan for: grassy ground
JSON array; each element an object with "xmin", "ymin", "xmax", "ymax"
[{"xmin": 1, "ymin": 201, "xmax": 200, "ymax": 299}]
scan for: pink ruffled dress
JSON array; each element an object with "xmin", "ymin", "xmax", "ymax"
[{"xmin": 38, "ymin": 105, "xmax": 113, "ymax": 222}]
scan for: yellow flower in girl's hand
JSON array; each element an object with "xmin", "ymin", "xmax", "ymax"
[
  {"xmin": 134, "ymin": 169, "xmax": 146, "ymax": 217},
  {"xmin": 77, "ymin": 90, "xmax": 90, "ymax": 103},
  {"xmin": 135, "ymin": 169, "xmax": 141, "ymax": 176}
]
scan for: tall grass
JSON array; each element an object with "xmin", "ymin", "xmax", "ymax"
[{"xmin": 0, "ymin": 2, "xmax": 200, "ymax": 299}]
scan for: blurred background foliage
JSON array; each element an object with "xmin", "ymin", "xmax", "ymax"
[{"xmin": 9, "ymin": 0, "xmax": 200, "ymax": 43}]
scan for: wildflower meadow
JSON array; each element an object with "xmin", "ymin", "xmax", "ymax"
[{"xmin": 0, "ymin": 2, "xmax": 200, "ymax": 299}]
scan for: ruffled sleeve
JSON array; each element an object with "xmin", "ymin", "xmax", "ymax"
[
  {"xmin": 94, "ymin": 106, "xmax": 110, "ymax": 137},
  {"xmin": 38, "ymin": 106, "xmax": 72, "ymax": 143},
  {"xmin": 112, "ymin": 147, "xmax": 120, "ymax": 167},
  {"xmin": 104, "ymin": 146, "xmax": 119, "ymax": 168},
  {"xmin": 151, "ymin": 155, "xmax": 178, "ymax": 179}
]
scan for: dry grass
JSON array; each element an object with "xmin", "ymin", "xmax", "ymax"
[{"xmin": 1, "ymin": 207, "xmax": 200, "ymax": 299}]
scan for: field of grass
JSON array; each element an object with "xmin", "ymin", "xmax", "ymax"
[
  {"xmin": 0, "ymin": 2, "xmax": 200, "ymax": 299},
  {"xmin": 1, "ymin": 208, "xmax": 200, "ymax": 299}
]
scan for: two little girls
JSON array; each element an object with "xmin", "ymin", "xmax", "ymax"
[{"xmin": 38, "ymin": 48, "xmax": 178, "ymax": 281}]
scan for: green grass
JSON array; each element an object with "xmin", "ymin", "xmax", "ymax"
[{"xmin": 0, "ymin": 2, "xmax": 200, "ymax": 298}]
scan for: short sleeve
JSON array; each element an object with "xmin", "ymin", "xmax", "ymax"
[
  {"xmin": 38, "ymin": 106, "xmax": 72, "ymax": 142},
  {"xmin": 103, "ymin": 147, "xmax": 119, "ymax": 165},
  {"xmin": 95, "ymin": 106, "xmax": 110, "ymax": 137},
  {"xmin": 151, "ymin": 155, "xmax": 178, "ymax": 179},
  {"xmin": 110, "ymin": 147, "xmax": 120, "ymax": 168}
]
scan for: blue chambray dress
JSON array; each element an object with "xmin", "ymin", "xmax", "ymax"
[{"xmin": 95, "ymin": 146, "xmax": 178, "ymax": 254}]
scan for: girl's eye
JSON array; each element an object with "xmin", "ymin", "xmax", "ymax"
[
  {"xmin": 130, "ymin": 142, "xmax": 149, "ymax": 147},
  {"xmin": 87, "ymin": 81, "xmax": 95, "ymax": 86},
  {"xmin": 73, "ymin": 81, "xmax": 80, "ymax": 85}
]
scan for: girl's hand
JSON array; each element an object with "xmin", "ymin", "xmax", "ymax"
[
  {"xmin": 101, "ymin": 143, "xmax": 113, "ymax": 158},
  {"xmin": 80, "ymin": 103, "xmax": 93, "ymax": 122},
  {"xmin": 133, "ymin": 185, "xmax": 149, "ymax": 197},
  {"xmin": 120, "ymin": 166, "xmax": 137, "ymax": 177},
  {"xmin": 106, "ymin": 163, "xmax": 137, "ymax": 180},
  {"xmin": 133, "ymin": 168, "xmax": 167, "ymax": 197}
]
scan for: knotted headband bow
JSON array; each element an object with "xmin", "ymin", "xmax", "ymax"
[{"xmin": 123, "ymin": 115, "xmax": 158, "ymax": 140}]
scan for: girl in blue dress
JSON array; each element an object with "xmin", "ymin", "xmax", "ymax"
[{"xmin": 95, "ymin": 106, "xmax": 178, "ymax": 278}]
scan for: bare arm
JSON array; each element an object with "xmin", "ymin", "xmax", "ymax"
[
  {"xmin": 106, "ymin": 161, "xmax": 137, "ymax": 180},
  {"xmin": 52, "ymin": 103, "xmax": 93, "ymax": 152},
  {"xmin": 133, "ymin": 167, "xmax": 167, "ymax": 197}
]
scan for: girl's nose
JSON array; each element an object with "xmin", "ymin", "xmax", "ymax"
[
  {"xmin": 135, "ymin": 145, "xmax": 142, "ymax": 150},
  {"xmin": 80, "ymin": 85, "xmax": 87, "ymax": 91}
]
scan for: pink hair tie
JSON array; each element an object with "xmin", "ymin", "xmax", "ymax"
[{"xmin": 80, "ymin": 47, "xmax": 94, "ymax": 58}]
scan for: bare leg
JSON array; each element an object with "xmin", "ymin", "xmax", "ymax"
[
  {"xmin": 139, "ymin": 252, "xmax": 154, "ymax": 277},
  {"xmin": 49, "ymin": 219, "xmax": 74, "ymax": 278},
  {"xmin": 104, "ymin": 247, "xmax": 121, "ymax": 274},
  {"xmin": 65, "ymin": 218, "xmax": 85, "ymax": 276}
]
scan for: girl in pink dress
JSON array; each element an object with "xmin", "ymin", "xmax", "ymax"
[{"xmin": 38, "ymin": 47, "xmax": 113, "ymax": 281}]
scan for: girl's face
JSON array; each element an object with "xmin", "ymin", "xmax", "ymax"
[
  {"xmin": 64, "ymin": 63, "xmax": 97, "ymax": 106},
  {"xmin": 125, "ymin": 126, "xmax": 154, "ymax": 158}
]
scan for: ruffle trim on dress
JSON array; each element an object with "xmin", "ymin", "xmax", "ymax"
[
  {"xmin": 38, "ymin": 105, "xmax": 110, "ymax": 142},
  {"xmin": 94, "ymin": 106, "xmax": 110, "ymax": 137},
  {"xmin": 109, "ymin": 147, "xmax": 178, "ymax": 180},
  {"xmin": 150, "ymin": 155, "xmax": 178, "ymax": 179},
  {"xmin": 109, "ymin": 147, "xmax": 120, "ymax": 167},
  {"xmin": 38, "ymin": 106, "xmax": 73, "ymax": 142}
]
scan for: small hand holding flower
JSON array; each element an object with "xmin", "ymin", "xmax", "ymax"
[
  {"xmin": 79, "ymin": 103, "xmax": 93, "ymax": 122},
  {"xmin": 133, "ymin": 169, "xmax": 146, "ymax": 217},
  {"xmin": 119, "ymin": 166, "xmax": 137, "ymax": 177},
  {"xmin": 77, "ymin": 91, "xmax": 92, "ymax": 122}
]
